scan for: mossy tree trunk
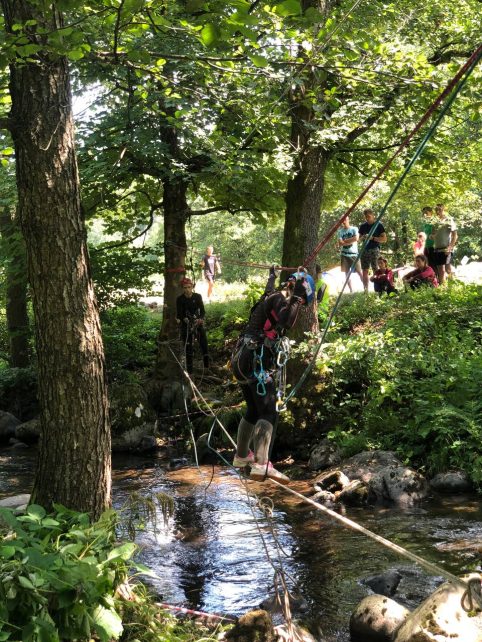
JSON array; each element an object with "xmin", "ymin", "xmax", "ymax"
[{"xmin": 2, "ymin": 0, "xmax": 111, "ymax": 518}]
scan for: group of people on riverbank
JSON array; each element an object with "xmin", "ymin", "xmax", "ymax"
[{"xmin": 337, "ymin": 203, "xmax": 457, "ymax": 294}]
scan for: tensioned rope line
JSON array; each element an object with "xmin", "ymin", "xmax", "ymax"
[
  {"xmin": 281, "ymin": 42, "xmax": 482, "ymax": 409},
  {"xmin": 303, "ymin": 41, "xmax": 482, "ymax": 268},
  {"xmin": 269, "ymin": 479, "xmax": 482, "ymax": 611},
  {"xmin": 172, "ymin": 356, "xmax": 482, "ymax": 613}
]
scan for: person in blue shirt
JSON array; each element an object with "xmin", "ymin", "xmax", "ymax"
[
  {"xmin": 337, "ymin": 217, "xmax": 363, "ymax": 293},
  {"xmin": 358, "ymin": 208, "xmax": 387, "ymax": 292}
]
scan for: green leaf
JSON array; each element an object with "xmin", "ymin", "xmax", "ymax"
[
  {"xmin": 0, "ymin": 545, "xmax": 16, "ymax": 559},
  {"xmin": 273, "ymin": 0, "xmax": 301, "ymax": 17},
  {"xmin": 27, "ymin": 505, "xmax": 46, "ymax": 520},
  {"xmin": 106, "ymin": 542, "xmax": 136, "ymax": 561},
  {"xmin": 200, "ymin": 23, "xmax": 219, "ymax": 47},
  {"xmin": 18, "ymin": 575, "xmax": 36, "ymax": 590},
  {"xmin": 91, "ymin": 605, "xmax": 123, "ymax": 641},
  {"xmin": 249, "ymin": 55, "xmax": 269, "ymax": 68}
]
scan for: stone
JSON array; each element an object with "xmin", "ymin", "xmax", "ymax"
[
  {"xmin": 363, "ymin": 570, "xmax": 402, "ymax": 597},
  {"xmin": 0, "ymin": 410, "xmax": 21, "ymax": 443},
  {"xmin": 350, "ymin": 594, "xmax": 410, "ymax": 642},
  {"xmin": 308, "ymin": 438, "xmax": 342, "ymax": 471},
  {"xmin": 394, "ymin": 573, "xmax": 482, "ymax": 642},
  {"xmin": 15, "ymin": 417, "xmax": 41, "ymax": 443},
  {"xmin": 430, "ymin": 470, "xmax": 472, "ymax": 494},
  {"xmin": 0, "ymin": 493, "xmax": 31, "ymax": 508},
  {"xmin": 337, "ymin": 479, "xmax": 371, "ymax": 506},
  {"xmin": 225, "ymin": 609, "xmax": 276, "ymax": 642}
]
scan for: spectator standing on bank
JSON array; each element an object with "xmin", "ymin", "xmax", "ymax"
[
  {"xmin": 176, "ymin": 277, "xmax": 210, "ymax": 374},
  {"xmin": 433, "ymin": 204, "xmax": 457, "ymax": 285},
  {"xmin": 337, "ymin": 217, "xmax": 364, "ymax": 293},
  {"xmin": 358, "ymin": 208, "xmax": 387, "ymax": 292},
  {"xmin": 200, "ymin": 245, "xmax": 221, "ymax": 301},
  {"xmin": 413, "ymin": 231, "xmax": 426, "ymax": 256},
  {"xmin": 422, "ymin": 206, "xmax": 436, "ymax": 269}
]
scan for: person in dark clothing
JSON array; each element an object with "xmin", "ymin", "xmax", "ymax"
[
  {"xmin": 176, "ymin": 278, "xmax": 210, "ymax": 374},
  {"xmin": 230, "ymin": 267, "xmax": 312, "ymax": 484}
]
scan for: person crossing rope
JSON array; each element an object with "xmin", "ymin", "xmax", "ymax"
[
  {"xmin": 176, "ymin": 277, "xmax": 210, "ymax": 374},
  {"xmin": 230, "ymin": 266, "xmax": 314, "ymax": 484}
]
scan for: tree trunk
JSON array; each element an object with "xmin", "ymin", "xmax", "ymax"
[
  {"xmin": 2, "ymin": 1, "xmax": 111, "ymax": 518},
  {"xmin": 150, "ymin": 107, "xmax": 190, "ymax": 414},
  {"xmin": 0, "ymin": 207, "xmax": 30, "ymax": 368}
]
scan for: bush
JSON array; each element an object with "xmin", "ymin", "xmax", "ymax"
[
  {"xmin": 101, "ymin": 305, "xmax": 159, "ymax": 383},
  {"xmin": 317, "ymin": 283, "xmax": 482, "ymax": 486},
  {"xmin": 0, "ymin": 505, "xmax": 132, "ymax": 642},
  {"xmin": 0, "ymin": 366, "xmax": 38, "ymax": 420}
]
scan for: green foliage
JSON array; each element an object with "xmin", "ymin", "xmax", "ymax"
[
  {"xmin": 100, "ymin": 305, "xmax": 159, "ymax": 382},
  {"xmin": 90, "ymin": 246, "xmax": 162, "ymax": 309},
  {"xmin": 0, "ymin": 505, "xmax": 132, "ymax": 642},
  {"xmin": 0, "ymin": 366, "xmax": 38, "ymax": 420},
  {"xmin": 318, "ymin": 283, "xmax": 482, "ymax": 485},
  {"xmin": 205, "ymin": 298, "xmax": 247, "ymax": 350}
]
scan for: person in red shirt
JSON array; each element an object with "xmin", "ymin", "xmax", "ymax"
[
  {"xmin": 403, "ymin": 255, "xmax": 438, "ymax": 289},
  {"xmin": 413, "ymin": 231, "xmax": 426, "ymax": 256},
  {"xmin": 370, "ymin": 257, "xmax": 396, "ymax": 296}
]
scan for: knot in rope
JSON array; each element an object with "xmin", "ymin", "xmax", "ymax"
[
  {"xmin": 461, "ymin": 576, "xmax": 482, "ymax": 614},
  {"xmin": 257, "ymin": 496, "xmax": 274, "ymax": 518}
]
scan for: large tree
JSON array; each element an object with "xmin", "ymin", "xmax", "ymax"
[{"xmin": 1, "ymin": 0, "xmax": 111, "ymax": 517}]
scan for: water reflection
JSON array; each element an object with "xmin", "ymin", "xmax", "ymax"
[{"xmin": 1, "ymin": 450, "xmax": 481, "ymax": 642}]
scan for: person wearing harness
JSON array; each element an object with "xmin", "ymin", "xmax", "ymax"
[
  {"xmin": 176, "ymin": 277, "xmax": 210, "ymax": 374},
  {"xmin": 231, "ymin": 267, "xmax": 313, "ymax": 484}
]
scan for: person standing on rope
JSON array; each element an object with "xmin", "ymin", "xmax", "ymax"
[
  {"xmin": 231, "ymin": 267, "xmax": 313, "ymax": 484},
  {"xmin": 176, "ymin": 277, "xmax": 210, "ymax": 374},
  {"xmin": 337, "ymin": 217, "xmax": 364, "ymax": 293},
  {"xmin": 433, "ymin": 204, "xmax": 457, "ymax": 285},
  {"xmin": 200, "ymin": 245, "xmax": 221, "ymax": 302},
  {"xmin": 358, "ymin": 208, "xmax": 387, "ymax": 292}
]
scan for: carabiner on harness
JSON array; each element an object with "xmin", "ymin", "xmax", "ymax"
[{"xmin": 253, "ymin": 344, "xmax": 270, "ymax": 396}]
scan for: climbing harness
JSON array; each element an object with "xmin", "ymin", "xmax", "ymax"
[{"xmin": 253, "ymin": 343, "xmax": 270, "ymax": 396}]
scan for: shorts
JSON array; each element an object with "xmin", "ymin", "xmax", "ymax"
[
  {"xmin": 360, "ymin": 247, "xmax": 380, "ymax": 271},
  {"xmin": 204, "ymin": 272, "xmax": 215, "ymax": 283},
  {"xmin": 433, "ymin": 249, "xmax": 452, "ymax": 266},
  {"xmin": 341, "ymin": 254, "xmax": 361, "ymax": 273}
]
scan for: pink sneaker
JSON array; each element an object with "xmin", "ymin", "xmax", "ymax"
[
  {"xmin": 249, "ymin": 462, "xmax": 290, "ymax": 485},
  {"xmin": 233, "ymin": 450, "xmax": 255, "ymax": 468}
]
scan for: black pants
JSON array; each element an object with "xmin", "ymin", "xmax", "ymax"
[
  {"xmin": 181, "ymin": 325, "xmax": 209, "ymax": 373},
  {"xmin": 232, "ymin": 342, "xmax": 277, "ymax": 425}
]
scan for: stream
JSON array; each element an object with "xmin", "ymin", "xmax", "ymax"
[{"xmin": 1, "ymin": 448, "xmax": 481, "ymax": 641}]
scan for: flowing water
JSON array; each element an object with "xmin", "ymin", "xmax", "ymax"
[{"xmin": 1, "ymin": 448, "xmax": 481, "ymax": 641}]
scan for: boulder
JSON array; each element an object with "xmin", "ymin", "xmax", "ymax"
[
  {"xmin": 394, "ymin": 573, "xmax": 482, "ymax": 642},
  {"xmin": 308, "ymin": 438, "xmax": 342, "ymax": 471},
  {"xmin": 340, "ymin": 451, "xmax": 428, "ymax": 506},
  {"xmin": 15, "ymin": 417, "xmax": 41, "ymax": 443},
  {"xmin": 363, "ymin": 570, "xmax": 402, "ymax": 597},
  {"xmin": 350, "ymin": 594, "xmax": 410, "ymax": 642},
  {"xmin": 225, "ymin": 609, "xmax": 276, "ymax": 642},
  {"xmin": 0, "ymin": 410, "xmax": 21, "ymax": 443},
  {"xmin": 337, "ymin": 479, "xmax": 371, "ymax": 506},
  {"xmin": 0, "ymin": 493, "xmax": 31, "ymax": 509},
  {"xmin": 430, "ymin": 470, "xmax": 472, "ymax": 494}
]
